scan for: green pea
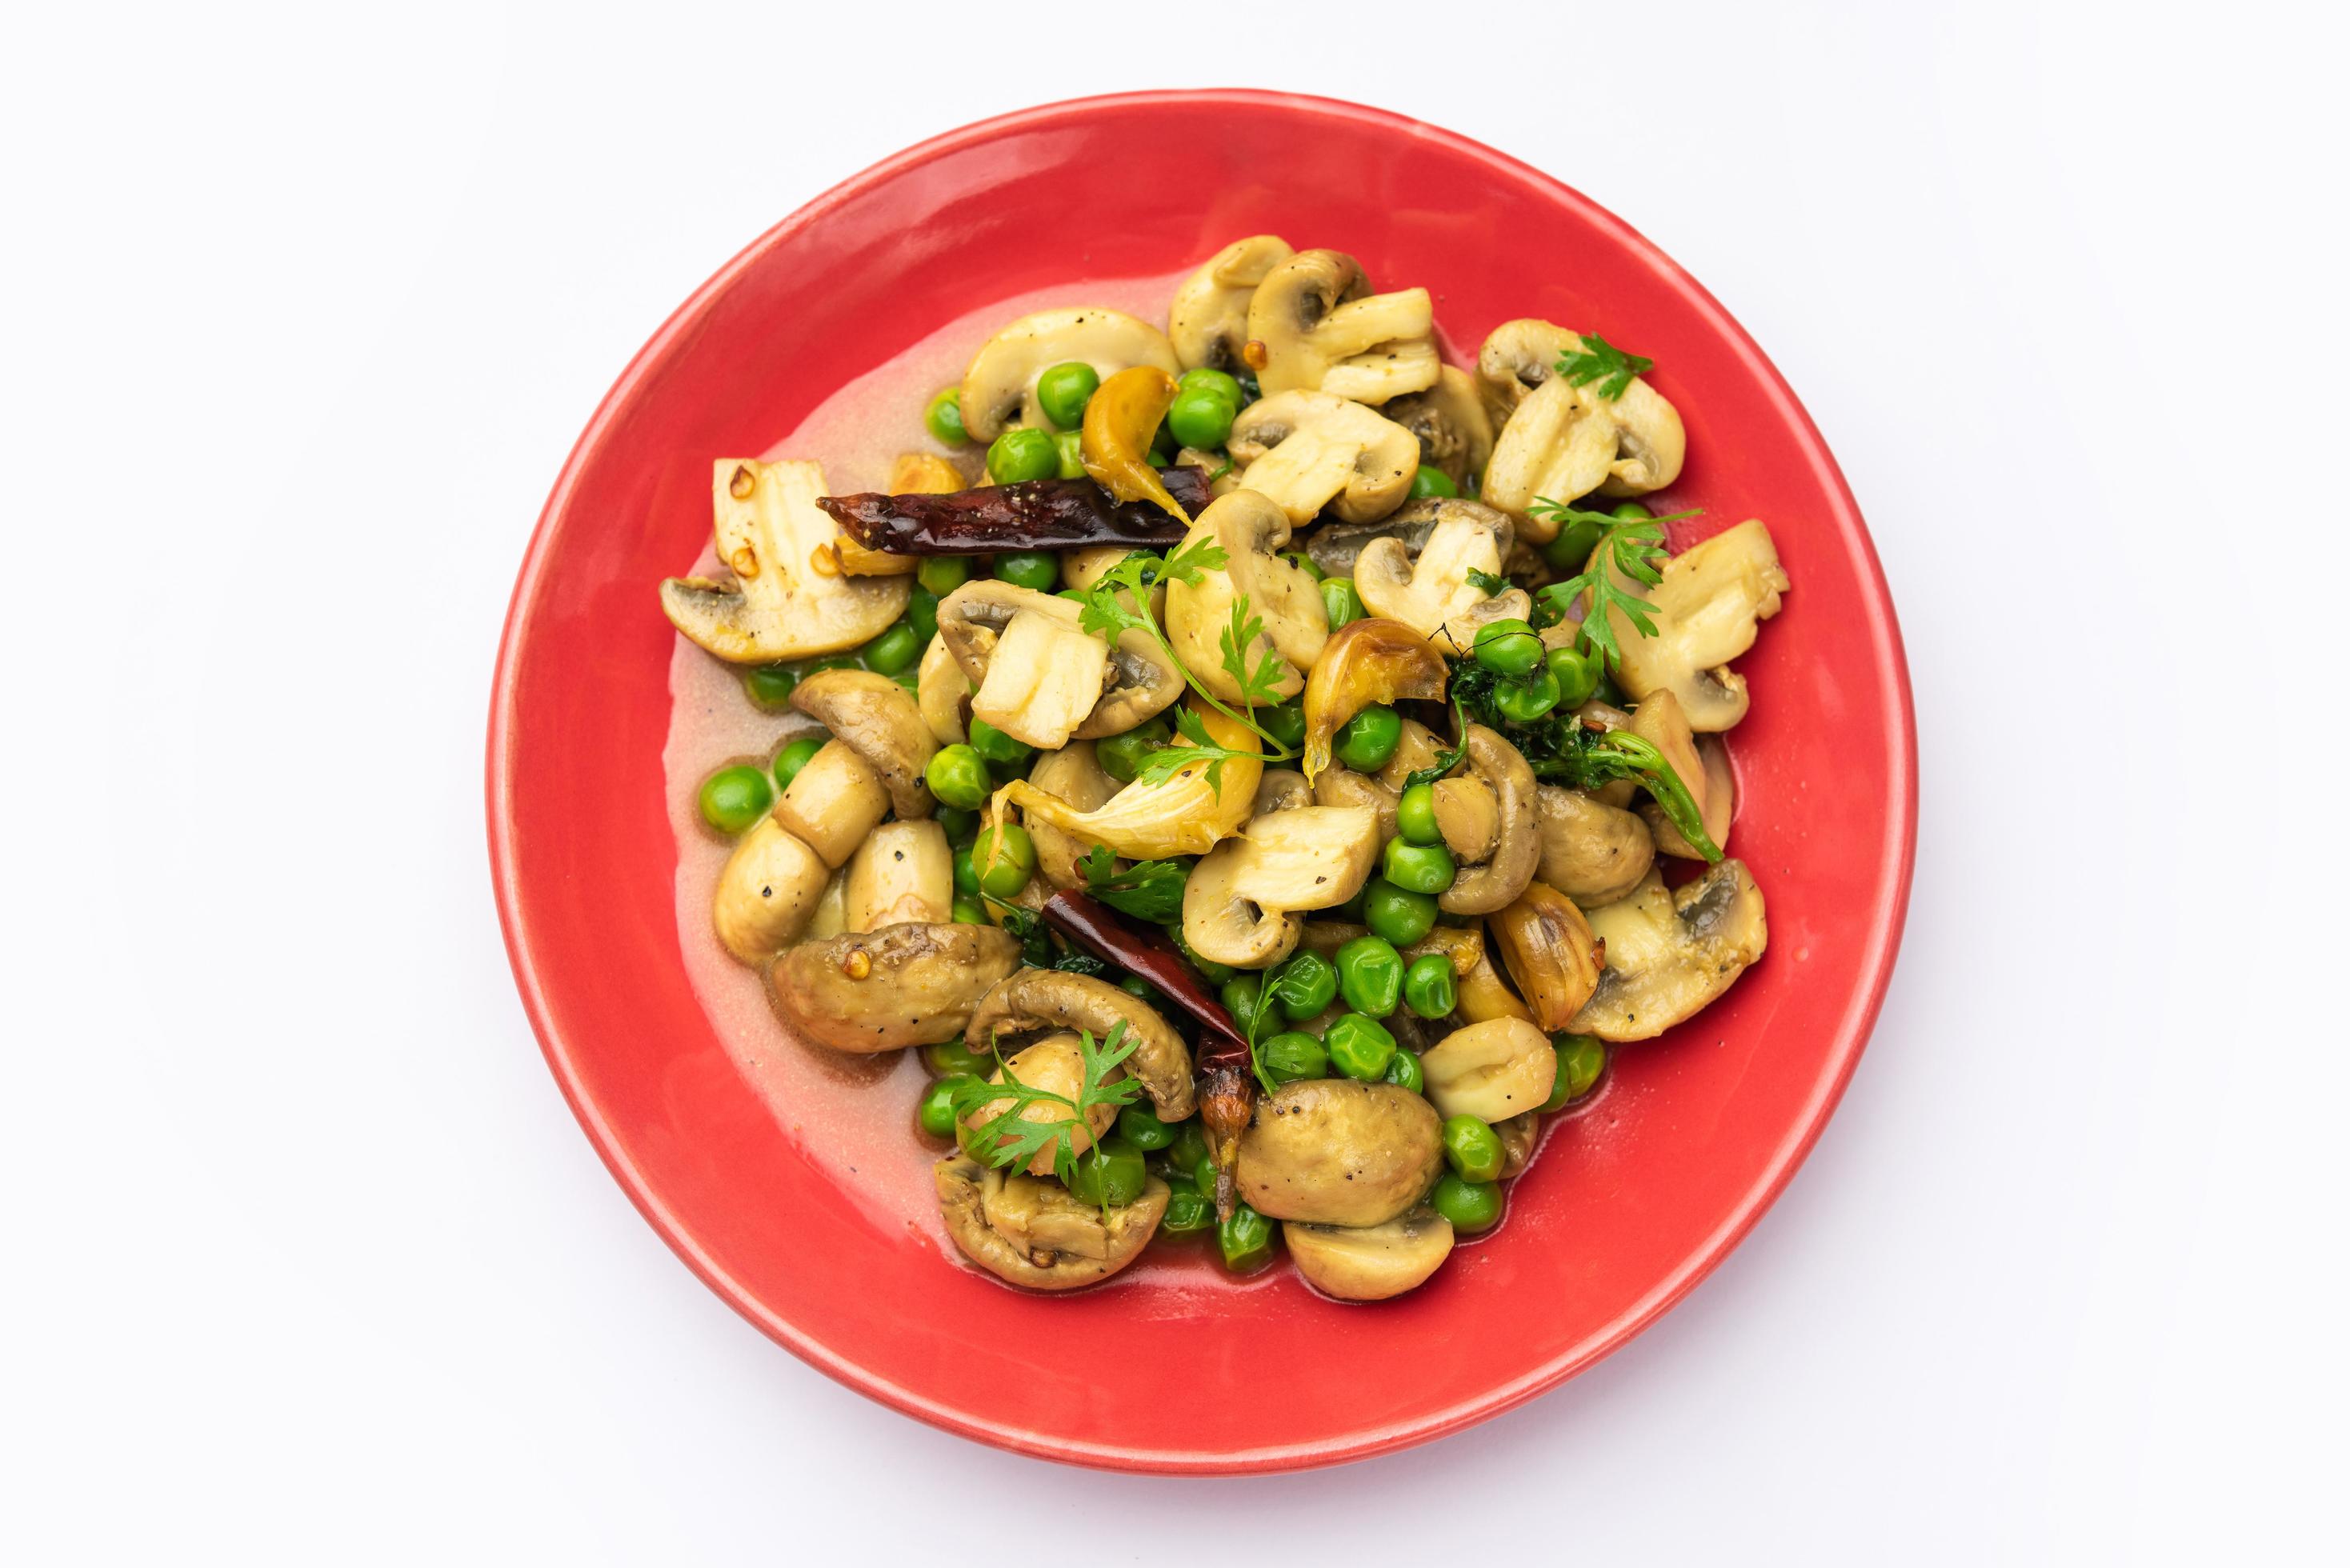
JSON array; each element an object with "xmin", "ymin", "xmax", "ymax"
[
  {"xmin": 1430, "ymin": 1174, "xmax": 1502, "ymax": 1234},
  {"xmin": 799, "ymin": 653, "xmax": 863, "ymax": 675},
  {"xmin": 1051, "ymin": 429, "xmax": 1086, "ymax": 480},
  {"xmin": 1264, "ymin": 950, "xmax": 1337, "ymax": 1022},
  {"xmin": 1167, "ymin": 387, "xmax": 1237, "ymax": 450},
  {"xmin": 925, "ymin": 1040, "xmax": 991, "ymax": 1077},
  {"xmin": 1257, "ymin": 700, "xmax": 1307, "ymax": 751},
  {"xmin": 924, "ymin": 744, "xmax": 991, "ymax": 810},
  {"xmin": 1335, "ymin": 936, "xmax": 1403, "ymax": 1017},
  {"xmin": 919, "ymin": 1075, "xmax": 976, "ymax": 1138},
  {"xmin": 905, "ymin": 587, "xmax": 939, "ymax": 646},
  {"xmin": 1472, "ymin": 617, "xmax": 1543, "ymax": 678},
  {"xmin": 1321, "ymin": 576, "xmax": 1366, "ymax": 630},
  {"xmin": 991, "ymin": 549, "xmax": 1060, "ymax": 592},
  {"xmin": 1409, "ymin": 464, "xmax": 1459, "ymax": 498},
  {"xmin": 1395, "ymin": 782, "xmax": 1441, "ymax": 845},
  {"xmin": 1191, "ymin": 1154, "xmax": 1220, "ymax": 1198},
  {"xmin": 986, "ymin": 428, "xmax": 1058, "ymax": 485},
  {"xmin": 1334, "ymin": 706, "xmax": 1403, "ymax": 772},
  {"xmin": 1095, "ymin": 718, "xmax": 1171, "ymax": 783},
  {"xmin": 935, "ymin": 805, "xmax": 978, "ymax": 843},
  {"xmin": 924, "ymin": 386, "xmax": 969, "ymax": 446},
  {"xmin": 1179, "ymin": 367, "xmax": 1243, "ymax": 407},
  {"xmin": 1403, "ymin": 954, "xmax": 1457, "ymax": 1020},
  {"xmin": 1167, "ymin": 1121, "xmax": 1211, "ymax": 1179},
  {"xmin": 1221, "ymin": 977, "xmax": 1270, "ymax": 1039},
  {"xmin": 743, "ymin": 664, "xmax": 798, "ymax": 710},
  {"xmin": 1491, "ymin": 667, "xmax": 1563, "ymax": 723},
  {"xmin": 1324, "ymin": 1012, "xmax": 1396, "ymax": 1082},
  {"xmin": 916, "ymin": 555, "xmax": 970, "ymax": 596},
  {"xmin": 1160, "ymin": 1186, "xmax": 1215, "ymax": 1235},
  {"xmin": 1547, "ymin": 644, "xmax": 1599, "ymax": 709},
  {"xmin": 1611, "ymin": 501, "xmax": 1655, "ymax": 522},
  {"xmin": 771, "ymin": 735, "xmax": 825, "ymax": 792},
  {"xmin": 951, "ymin": 894, "xmax": 988, "ymax": 925},
  {"xmin": 1035, "ymin": 362, "xmax": 1100, "ymax": 430},
  {"xmin": 966, "ymin": 718, "xmax": 1034, "ymax": 768},
  {"xmin": 1443, "ymin": 1114, "xmax": 1505, "ymax": 1182},
  {"xmin": 1363, "ymin": 879, "xmax": 1438, "ymax": 946},
  {"xmin": 1065, "ymin": 1136, "xmax": 1146, "ymax": 1209},
  {"xmin": 1115, "ymin": 1105, "xmax": 1179, "ymax": 1151},
  {"xmin": 1217, "ymin": 1202, "xmax": 1278, "ymax": 1272},
  {"xmin": 1383, "ymin": 838, "xmax": 1457, "ymax": 896},
  {"xmin": 1283, "ymin": 550, "xmax": 1326, "ymax": 583},
  {"xmin": 697, "ymin": 765, "xmax": 772, "ymax": 834},
  {"xmin": 1383, "ymin": 1047, "xmax": 1425, "ymax": 1094},
  {"xmin": 1544, "ymin": 1033, "xmax": 1608, "ymax": 1110},
  {"xmin": 952, "ymin": 845, "xmax": 979, "ymax": 897},
  {"xmin": 971, "ymin": 824, "xmax": 1035, "ymax": 899},
  {"xmin": 1538, "ymin": 512, "xmax": 1604, "ymax": 571},
  {"xmin": 1259, "ymin": 1029, "xmax": 1328, "ymax": 1085},
  {"xmin": 861, "ymin": 620, "xmax": 922, "ymax": 676},
  {"xmin": 1119, "ymin": 974, "xmax": 1165, "ymax": 1008}
]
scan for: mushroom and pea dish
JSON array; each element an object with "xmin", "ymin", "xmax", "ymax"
[{"xmin": 659, "ymin": 237, "xmax": 1788, "ymax": 1302}]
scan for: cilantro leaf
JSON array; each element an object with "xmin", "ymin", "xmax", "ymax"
[
  {"xmin": 1219, "ymin": 594, "xmax": 1288, "ymax": 711},
  {"xmin": 1554, "ymin": 334, "xmax": 1655, "ymax": 401},
  {"xmin": 1079, "ymin": 843, "xmax": 1192, "ymax": 925},
  {"xmin": 1465, "ymin": 568, "xmax": 1510, "ymax": 597},
  {"xmin": 949, "ymin": 1022, "xmax": 1144, "ymax": 1186},
  {"xmin": 1528, "ymin": 503, "xmax": 1700, "ymax": 670}
]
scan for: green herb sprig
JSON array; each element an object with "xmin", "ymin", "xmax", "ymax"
[
  {"xmin": 1076, "ymin": 844, "xmax": 1191, "ymax": 925},
  {"xmin": 1528, "ymin": 504, "xmax": 1701, "ymax": 669},
  {"xmin": 949, "ymin": 1023, "xmax": 1143, "ymax": 1186},
  {"xmin": 1555, "ymin": 334, "xmax": 1654, "ymax": 401}
]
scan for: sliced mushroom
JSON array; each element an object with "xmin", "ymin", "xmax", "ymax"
[
  {"xmin": 1252, "ymin": 767, "xmax": 1312, "ymax": 816},
  {"xmin": 1599, "ymin": 519, "xmax": 1789, "ymax": 732},
  {"xmin": 1303, "ymin": 495, "xmax": 1513, "ymax": 579},
  {"xmin": 1455, "ymin": 947, "xmax": 1535, "ymax": 1026},
  {"xmin": 962, "ymin": 1030, "xmax": 1120, "ymax": 1174},
  {"xmin": 711, "ymin": 815, "xmax": 831, "ymax": 965},
  {"xmin": 1475, "ymin": 319, "xmax": 1687, "ymax": 518},
  {"xmin": 915, "ymin": 632, "xmax": 971, "ymax": 746},
  {"xmin": 1568, "ymin": 861, "xmax": 1768, "ymax": 1042},
  {"xmin": 1495, "ymin": 1112, "xmax": 1542, "ymax": 1179},
  {"xmin": 1244, "ymin": 249, "xmax": 1438, "ymax": 403},
  {"xmin": 661, "ymin": 459, "xmax": 911, "ymax": 662},
  {"xmin": 1182, "ymin": 806, "xmax": 1380, "ymax": 969},
  {"xmin": 936, "ymin": 580, "xmax": 1182, "ymax": 740},
  {"xmin": 1169, "ymin": 234, "xmax": 1295, "ymax": 371},
  {"xmin": 1535, "ymin": 786, "xmax": 1656, "ymax": 906},
  {"xmin": 771, "ymin": 740, "xmax": 887, "ymax": 869},
  {"xmin": 996, "ymin": 700, "xmax": 1259, "ymax": 860},
  {"xmin": 1647, "ymin": 735, "xmax": 1735, "ymax": 859},
  {"xmin": 957, "ymin": 306, "xmax": 1180, "ymax": 442},
  {"xmin": 935, "ymin": 1155, "xmax": 1170, "ymax": 1291},
  {"xmin": 1352, "ymin": 501, "xmax": 1531, "ymax": 654},
  {"xmin": 1235, "ymin": 1078, "xmax": 1444, "ymax": 1226},
  {"xmin": 1432, "ymin": 777, "xmax": 1499, "ymax": 863},
  {"xmin": 1228, "ymin": 392, "xmax": 1419, "ymax": 526},
  {"xmin": 1625, "ymin": 689, "xmax": 1727, "ymax": 860},
  {"xmin": 1023, "ymin": 742, "xmax": 1120, "ymax": 891},
  {"xmin": 767, "ymin": 921, "xmax": 1022, "ymax": 1051},
  {"xmin": 1439, "ymin": 726, "xmax": 1540, "ymax": 917},
  {"xmin": 1311, "ymin": 766, "xmax": 1399, "ymax": 842},
  {"xmin": 1374, "ymin": 717, "xmax": 1447, "ymax": 794},
  {"xmin": 973, "ymin": 606, "xmax": 1112, "ymax": 750},
  {"xmin": 964, "ymin": 967, "xmax": 1196, "ymax": 1121},
  {"xmin": 1379, "ymin": 366, "xmax": 1495, "ymax": 486},
  {"xmin": 1285, "ymin": 1206, "xmax": 1455, "ymax": 1302},
  {"xmin": 1163, "ymin": 490, "xmax": 1328, "ymax": 705},
  {"xmin": 791, "ymin": 669, "xmax": 939, "ymax": 821},
  {"xmin": 1490, "ymin": 881, "xmax": 1606, "ymax": 1032},
  {"xmin": 1420, "ymin": 1016, "xmax": 1555, "ymax": 1122},
  {"xmin": 842, "ymin": 819, "xmax": 952, "ymax": 932}
]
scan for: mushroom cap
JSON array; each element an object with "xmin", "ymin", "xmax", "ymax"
[
  {"xmin": 841, "ymin": 819, "xmax": 953, "ymax": 932},
  {"xmin": 915, "ymin": 632, "xmax": 971, "ymax": 746},
  {"xmin": 1603, "ymin": 518, "xmax": 1789, "ymax": 733},
  {"xmin": 964, "ymin": 966, "xmax": 1197, "ymax": 1122},
  {"xmin": 789, "ymin": 669, "xmax": 939, "ymax": 820},
  {"xmin": 1163, "ymin": 490, "xmax": 1329, "ymax": 704},
  {"xmin": 1568, "ymin": 860, "xmax": 1768, "ymax": 1042},
  {"xmin": 1182, "ymin": 804, "xmax": 1381, "ymax": 970},
  {"xmin": 1285, "ymin": 1206, "xmax": 1456, "ymax": 1302},
  {"xmin": 1419, "ymin": 1015, "xmax": 1556, "ymax": 1122},
  {"xmin": 1168, "ymin": 234, "xmax": 1295, "ymax": 371},
  {"xmin": 1495, "ymin": 1112, "xmax": 1543, "ymax": 1179},
  {"xmin": 1438, "ymin": 726, "xmax": 1542, "ymax": 916},
  {"xmin": 1535, "ymin": 785, "xmax": 1657, "ymax": 906},
  {"xmin": 935, "ymin": 1155, "xmax": 1170, "ymax": 1291},
  {"xmin": 766, "ymin": 921, "xmax": 1022, "ymax": 1052},
  {"xmin": 1236, "ymin": 1078, "xmax": 1444, "ymax": 1226},
  {"xmin": 1303, "ymin": 495, "xmax": 1515, "ymax": 580},
  {"xmin": 963, "ymin": 1031, "xmax": 1121, "ymax": 1175},
  {"xmin": 661, "ymin": 459, "xmax": 911, "ymax": 663},
  {"xmin": 1348, "ymin": 502, "xmax": 1527, "ymax": 655},
  {"xmin": 1229, "ymin": 391, "xmax": 1420, "ymax": 526},
  {"xmin": 1244, "ymin": 249, "xmax": 1439, "ymax": 403},
  {"xmin": 935, "ymin": 579, "xmax": 1182, "ymax": 740},
  {"xmin": 1476, "ymin": 319, "xmax": 1686, "ymax": 518},
  {"xmin": 1380, "ymin": 366, "xmax": 1495, "ymax": 486},
  {"xmin": 1475, "ymin": 318, "xmax": 1582, "ymax": 424},
  {"xmin": 958, "ymin": 306, "xmax": 1180, "ymax": 442},
  {"xmin": 1022, "ymin": 742, "xmax": 1121, "ymax": 891},
  {"xmin": 711, "ymin": 815, "xmax": 831, "ymax": 965}
]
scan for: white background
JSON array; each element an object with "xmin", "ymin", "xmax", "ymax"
[{"xmin": 6, "ymin": 2, "xmax": 2342, "ymax": 1562}]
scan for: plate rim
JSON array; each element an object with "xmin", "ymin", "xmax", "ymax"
[{"xmin": 486, "ymin": 87, "xmax": 1919, "ymax": 1475}]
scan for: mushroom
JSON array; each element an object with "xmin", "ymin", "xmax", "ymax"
[
  {"xmin": 1299, "ymin": 618, "xmax": 1450, "ymax": 782},
  {"xmin": 1568, "ymin": 861, "xmax": 1769, "ymax": 1041},
  {"xmin": 1063, "ymin": 543, "xmax": 1165, "ymax": 622},
  {"xmin": 936, "ymin": 580, "xmax": 1182, "ymax": 742},
  {"xmin": 1437, "ymin": 726, "xmax": 1541, "ymax": 917},
  {"xmin": 1489, "ymin": 881, "xmax": 1606, "ymax": 1032},
  {"xmin": 964, "ymin": 967, "xmax": 1197, "ymax": 1121},
  {"xmin": 768, "ymin": 670, "xmax": 938, "ymax": 866},
  {"xmin": 1597, "ymin": 519, "xmax": 1789, "ymax": 732},
  {"xmin": 1455, "ymin": 947, "xmax": 1536, "ymax": 1026},
  {"xmin": 1303, "ymin": 495, "xmax": 1511, "ymax": 579},
  {"xmin": 995, "ymin": 700, "xmax": 1260, "ymax": 860},
  {"xmin": 1647, "ymin": 735, "xmax": 1735, "ymax": 859},
  {"xmin": 1495, "ymin": 1113, "xmax": 1542, "ymax": 1179},
  {"xmin": 1624, "ymin": 690, "xmax": 1727, "ymax": 859},
  {"xmin": 1227, "ymin": 392, "xmax": 1420, "ymax": 526},
  {"xmin": 1373, "ymin": 717, "xmax": 1447, "ymax": 794},
  {"xmin": 1163, "ymin": 490, "xmax": 1328, "ymax": 705},
  {"xmin": 1379, "ymin": 366, "xmax": 1495, "ymax": 487},
  {"xmin": 1022, "ymin": 742, "xmax": 1121, "ymax": 891},
  {"xmin": 915, "ymin": 632, "xmax": 971, "ymax": 746},
  {"xmin": 1351, "ymin": 501, "xmax": 1533, "ymax": 655},
  {"xmin": 660, "ymin": 459, "xmax": 911, "ymax": 662},
  {"xmin": 711, "ymin": 815, "xmax": 832, "ymax": 964},
  {"xmin": 1419, "ymin": 1016, "xmax": 1555, "ymax": 1122},
  {"xmin": 961, "ymin": 1030, "xmax": 1122, "ymax": 1174},
  {"xmin": 935, "ymin": 1155, "xmax": 1170, "ymax": 1291},
  {"xmin": 1244, "ymin": 249, "xmax": 1438, "ymax": 403},
  {"xmin": 804, "ymin": 866, "xmax": 850, "ymax": 942},
  {"xmin": 766, "ymin": 921, "xmax": 1022, "ymax": 1051},
  {"xmin": 1432, "ymin": 778, "xmax": 1499, "ymax": 862},
  {"xmin": 1168, "ymin": 234, "xmax": 1295, "ymax": 371},
  {"xmin": 1475, "ymin": 320, "xmax": 1687, "ymax": 519},
  {"xmin": 1182, "ymin": 805, "xmax": 1381, "ymax": 969},
  {"xmin": 1284, "ymin": 1207, "xmax": 1455, "ymax": 1302},
  {"xmin": 1311, "ymin": 767, "xmax": 1399, "ymax": 842},
  {"xmin": 956, "ymin": 306, "xmax": 1181, "ymax": 442},
  {"xmin": 1235, "ymin": 1078, "xmax": 1444, "ymax": 1226},
  {"xmin": 1535, "ymin": 786, "xmax": 1656, "ymax": 906},
  {"xmin": 1252, "ymin": 767, "xmax": 1313, "ymax": 816},
  {"xmin": 841, "ymin": 819, "xmax": 952, "ymax": 932}
]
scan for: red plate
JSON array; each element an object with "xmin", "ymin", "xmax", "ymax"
[{"xmin": 488, "ymin": 91, "xmax": 1916, "ymax": 1474}]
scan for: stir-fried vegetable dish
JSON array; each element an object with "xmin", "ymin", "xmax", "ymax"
[{"xmin": 659, "ymin": 237, "xmax": 1791, "ymax": 1300}]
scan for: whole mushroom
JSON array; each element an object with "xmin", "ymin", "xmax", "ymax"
[
  {"xmin": 711, "ymin": 814, "xmax": 833, "ymax": 964},
  {"xmin": 1235, "ymin": 1078, "xmax": 1445, "ymax": 1226},
  {"xmin": 1419, "ymin": 1016, "xmax": 1555, "ymax": 1122},
  {"xmin": 1243, "ymin": 249, "xmax": 1439, "ymax": 403},
  {"xmin": 1284, "ymin": 1207, "xmax": 1456, "ymax": 1302},
  {"xmin": 1434, "ymin": 726, "xmax": 1541, "ymax": 917},
  {"xmin": 767, "ymin": 921, "xmax": 1022, "ymax": 1052},
  {"xmin": 1535, "ymin": 785, "xmax": 1657, "ymax": 906},
  {"xmin": 771, "ymin": 670, "xmax": 939, "ymax": 867}
]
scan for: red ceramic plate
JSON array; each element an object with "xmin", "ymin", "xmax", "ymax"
[{"xmin": 489, "ymin": 90, "xmax": 1915, "ymax": 1474}]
